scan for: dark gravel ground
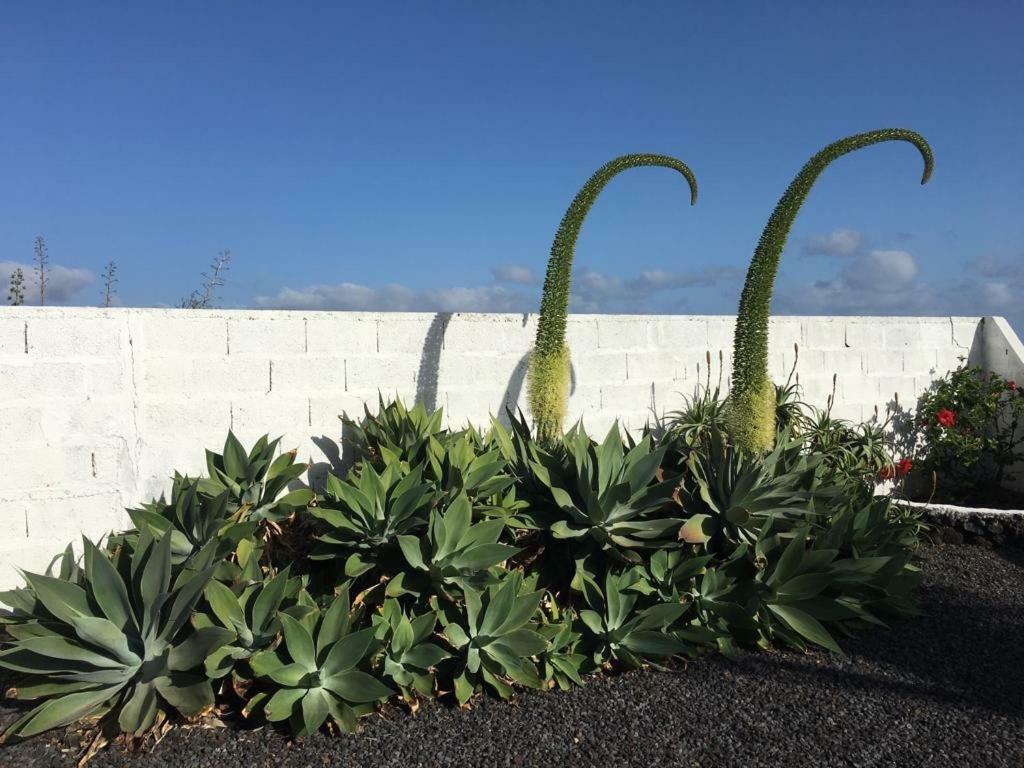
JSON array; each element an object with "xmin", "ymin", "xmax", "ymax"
[{"xmin": 2, "ymin": 542, "xmax": 1022, "ymax": 768}]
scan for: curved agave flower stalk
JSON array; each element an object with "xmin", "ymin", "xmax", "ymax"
[
  {"xmin": 727, "ymin": 129, "xmax": 933, "ymax": 453},
  {"xmin": 528, "ymin": 154, "xmax": 698, "ymax": 444}
]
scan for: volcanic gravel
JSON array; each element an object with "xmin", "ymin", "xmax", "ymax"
[{"xmin": 2, "ymin": 542, "xmax": 1022, "ymax": 768}]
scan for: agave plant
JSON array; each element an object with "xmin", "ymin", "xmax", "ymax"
[
  {"xmin": 0, "ymin": 543, "xmax": 83, "ymax": 627},
  {"xmin": 341, "ymin": 396, "xmax": 447, "ymax": 468},
  {"xmin": 438, "ymin": 572, "xmax": 547, "ymax": 704},
  {"xmin": 530, "ymin": 423, "xmax": 682, "ymax": 563},
  {"xmin": 370, "ymin": 600, "xmax": 449, "ymax": 701},
  {"xmin": 198, "ymin": 432, "xmax": 314, "ymax": 523},
  {"xmin": 0, "ymin": 533, "xmax": 232, "ymax": 741},
  {"xmin": 535, "ymin": 601, "xmax": 586, "ymax": 691},
  {"xmin": 394, "ymin": 494, "xmax": 520, "ymax": 599},
  {"xmin": 628, "ymin": 548, "xmax": 713, "ymax": 604},
  {"xmin": 577, "ymin": 569, "xmax": 690, "ymax": 668},
  {"xmin": 424, "ymin": 433, "xmax": 517, "ymax": 511},
  {"xmin": 728, "ymin": 128, "xmax": 933, "ymax": 453},
  {"xmin": 527, "ymin": 154, "xmax": 698, "ymax": 444},
  {"xmin": 196, "ymin": 566, "xmax": 312, "ymax": 678},
  {"xmin": 679, "ymin": 428, "xmax": 832, "ymax": 548},
  {"xmin": 116, "ymin": 474, "xmax": 256, "ymax": 566},
  {"xmin": 248, "ymin": 591, "xmax": 392, "ymax": 735},
  {"xmin": 307, "ymin": 461, "xmax": 435, "ymax": 577}
]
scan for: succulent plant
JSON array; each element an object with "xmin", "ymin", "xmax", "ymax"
[
  {"xmin": 728, "ymin": 128, "xmax": 933, "ymax": 453},
  {"xmin": 394, "ymin": 494, "xmax": 520, "ymax": 599},
  {"xmin": 117, "ymin": 474, "xmax": 256, "ymax": 566},
  {"xmin": 679, "ymin": 429, "xmax": 827, "ymax": 547},
  {"xmin": 438, "ymin": 572, "xmax": 547, "ymax": 704},
  {"xmin": 424, "ymin": 433, "xmax": 517, "ymax": 510},
  {"xmin": 370, "ymin": 600, "xmax": 449, "ymax": 701},
  {"xmin": 531, "ymin": 423, "xmax": 682, "ymax": 563},
  {"xmin": 341, "ymin": 396, "xmax": 447, "ymax": 469},
  {"xmin": 577, "ymin": 569, "xmax": 690, "ymax": 668},
  {"xmin": 308, "ymin": 461, "xmax": 435, "ymax": 577},
  {"xmin": 248, "ymin": 591, "xmax": 392, "ymax": 735},
  {"xmin": 535, "ymin": 601, "xmax": 586, "ymax": 691},
  {"xmin": 196, "ymin": 566, "xmax": 311, "ymax": 678},
  {"xmin": 0, "ymin": 532, "xmax": 232, "ymax": 741},
  {"xmin": 198, "ymin": 432, "xmax": 314, "ymax": 523},
  {"xmin": 527, "ymin": 154, "xmax": 698, "ymax": 444}
]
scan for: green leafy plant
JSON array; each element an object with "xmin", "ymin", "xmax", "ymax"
[
  {"xmin": 577, "ymin": 570, "xmax": 690, "ymax": 668},
  {"xmin": 527, "ymin": 154, "xmax": 698, "ymax": 444},
  {"xmin": 728, "ymin": 128, "xmax": 933, "ymax": 453},
  {"xmin": 341, "ymin": 396, "xmax": 446, "ymax": 468},
  {"xmin": 196, "ymin": 566, "xmax": 310, "ymax": 678},
  {"xmin": 116, "ymin": 475, "xmax": 255, "ymax": 566},
  {"xmin": 248, "ymin": 591, "xmax": 392, "ymax": 735},
  {"xmin": 914, "ymin": 364, "xmax": 1024, "ymax": 504},
  {"xmin": 370, "ymin": 600, "xmax": 449, "ymax": 701},
  {"xmin": 531, "ymin": 423, "xmax": 682, "ymax": 565},
  {"xmin": 198, "ymin": 432, "xmax": 314, "ymax": 523},
  {"xmin": 0, "ymin": 533, "xmax": 231, "ymax": 741},
  {"xmin": 307, "ymin": 461, "xmax": 435, "ymax": 577},
  {"xmin": 394, "ymin": 494, "xmax": 520, "ymax": 599},
  {"xmin": 438, "ymin": 572, "xmax": 547, "ymax": 704}
]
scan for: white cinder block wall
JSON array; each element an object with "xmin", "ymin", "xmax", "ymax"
[{"xmin": 0, "ymin": 308, "xmax": 994, "ymax": 586}]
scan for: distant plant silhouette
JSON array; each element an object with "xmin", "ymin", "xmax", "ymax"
[
  {"xmin": 528, "ymin": 154, "xmax": 698, "ymax": 443},
  {"xmin": 727, "ymin": 128, "xmax": 934, "ymax": 453},
  {"xmin": 33, "ymin": 236, "xmax": 49, "ymax": 305},
  {"xmin": 182, "ymin": 249, "xmax": 232, "ymax": 309},
  {"xmin": 7, "ymin": 267, "xmax": 25, "ymax": 306},
  {"xmin": 101, "ymin": 261, "xmax": 118, "ymax": 307}
]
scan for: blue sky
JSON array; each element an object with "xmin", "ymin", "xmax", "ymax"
[{"xmin": 1, "ymin": 2, "xmax": 1022, "ymax": 329}]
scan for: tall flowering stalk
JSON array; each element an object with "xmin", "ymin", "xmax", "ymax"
[
  {"xmin": 727, "ymin": 129, "xmax": 934, "ymax": 453},
  {"xmin": 528, "ymin": 154, "xmax": 698, "ymax": 443}
]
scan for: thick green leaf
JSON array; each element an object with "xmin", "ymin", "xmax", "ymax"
[{"xmin": 323, "ymin": 670, "xmax": 392, "ymax": 704}]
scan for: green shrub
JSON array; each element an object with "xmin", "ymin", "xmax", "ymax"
[
  {"xmin": 913, "ymin": 364, "xmax": 1024, "ymax": 504},
  {"xmin": 728, "ymin": 129, "xmax": 934, "ymax": 453},
  {"xmin": 0, "ymin": 395, "xmax": 924, "ymax": 748},
  {"xmin": 0, "ymin": 533, "xmax": 231, "ymax": 741},
  {"xmin": 528, "ymin": 154, "xmax": 698, "ymax": 444}
]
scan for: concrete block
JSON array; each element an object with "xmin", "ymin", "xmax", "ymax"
[
  {"xmin": 0, "ymin": 360, "xmax": 88, "ymax": 401},
  {"xmin": 572, "ymin": 352, "xmax": 628, "ymax": 385},
  {"xmin": 0, "ymin": 319, "xmax": 26, "ymax": 357},
  {"xmin": 227, "ymin": 314, "xmax": 308, "ymax": 357},
  {"xmin": 138, "ymin": 314, "xmax": 228, "ymax": 357},
  {"xmin": 803, "ymin": 319, "xmax": 846, "ymax": 349},
  {"xmin": 903, "ymin": 349, "xmax": 939, "ymax": 376},
  {"xmin": 305, "ymin": 314, "xmax": 379, "ymax": 356},
  {"xmin": 654, "ymin": 318, "xmax": 709, "ymax": 350},
  {"xmin": 139, "ymin": 357, "xmax": 270, "ymax": 397},
  {"xmin": 600, "ymin": 382, "xmax": 656, "ymax": 413},
  {"xmin": 706, "ymin": 317, "xmax": 737, "ymax": 353},
  {"xmin": 598, "ymin": 318, "xmax": 653, "ymax": 350},
  {"xmin": 627, "ymin": 351, "xmax": 678, "ymax": 382},
  {"xmin": 863, "ymin": 350, "xmax": 904, "ymax": 374}
]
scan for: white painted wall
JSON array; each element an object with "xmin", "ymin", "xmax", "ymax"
[{"xmin": 0, "ymin": 308, "xmax": 993, "ymax": 586}]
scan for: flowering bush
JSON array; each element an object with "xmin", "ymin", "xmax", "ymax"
[{"xmin": 914, "ymin": 365, "xmax": 1024, "ymax": 504}]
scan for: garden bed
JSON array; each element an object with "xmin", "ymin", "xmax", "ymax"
[{"xmin": 3, "ymin": 541, "xmax": 1021, "ymax": 768}]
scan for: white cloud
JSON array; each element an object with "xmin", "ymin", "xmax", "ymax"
[
  {"xmin": 802, "ymin": 229, "xmax": 865, "ymax": 258},
  {"xmin": 840, "ymin": 250, "xmax": 918, "ymax": 293},
  {"xmin": 0, "ymin": 261, "xmax": 94, "ymax": 304},
  {"xmin": 255, "ymin": 264, "xmax": 740, "ymax": 313},
  {"xmin": 255, "ymin": 282, "xmax": 531, "ymax": 313},
  {"xmin": 490, "ymin": 265, "xmax": 539, "ymax": 285}
]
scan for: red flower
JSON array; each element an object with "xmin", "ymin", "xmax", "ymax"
[
  {"xmin": 895, "ymin": 458, "xmax": 913, "ymax": 478},
  {"xmin": 936, "ymin": 408, "xmax": 956, "ymax": 428},
  {"xmin": 879, "ymin": 465, "xmax": 895, "ymax": 480},
  {"xmin": 1010, "ymin": 381, "xmax": 1017, "ymax": 391}
]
